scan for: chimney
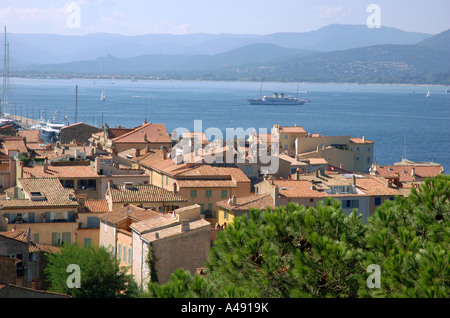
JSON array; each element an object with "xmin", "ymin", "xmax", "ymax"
[
  {"xmin": 135, "ymin": 148, "xmax": 140, "ymax": 157},
  {"xmin": 411, "ymin": 168, "xmax": 415, "ymax": 177},
  {"xmin": 78, "ymin": 195, "xmax": 86, "ymax": 208},
  {"xmin": 352, "ymin": 174, "xmax": 356, "ymax": 186},
  {"xmin": 315, "ymin": 169, "xmax": 319, "ymax": 177},
  {"xmin": 339, "ymin": 164, "xmax": 344, "ymax": 170},
  {"xmin": 155, "ymin": 232, "xmax": 159, "ymax": 239},
  {"xmin": 296, "ymin": 168, "xmax": 300, "ymax": 180},
  {"xmin": 230, "ymin": 195, "xmax": 237, "ymax": 206},
  {"xmin": 362, "ymin": 136, "xmax": 366, "ymax": 143},
  {"xmin": 43, "ymin": 157, "xmax": 48, "ymax": 173},
  {"xmin": 181, "ymin": 219, "xmax": 190, "ymax": 232},
  {"xmin": 18, "ymin": 160, "xmax": 24, "ymax": 179}
]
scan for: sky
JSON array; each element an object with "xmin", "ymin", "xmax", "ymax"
[{"xmin": 0, "ymin": 0, "xmax": 449, "ymax": 36}]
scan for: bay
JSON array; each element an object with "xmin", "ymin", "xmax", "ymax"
[{"xmin": 5, "ymin": 77, "xmax": 450, "ymax": 172}]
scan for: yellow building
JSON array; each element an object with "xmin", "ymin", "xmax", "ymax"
[
  {"xmin": 272, "ymin": 124, "xmax": 307, "ymax": 156},
  {"xmin": 216, "ymin": 194, "xmax": 274, "ymax": 226},
  {"xmin": 143, "ymin": 159, "xmax": 252, "ymax": 220},
  {"xmin": 76, "ymin": 197, "xmax": 110, "ymax": 247},
  {"xmin": 0, "ymin": 178, "xmax": 80, "ymax": 246},
  {"xmin": 99, "ymin": 204, "xmax": 162, "ymax": 272}
]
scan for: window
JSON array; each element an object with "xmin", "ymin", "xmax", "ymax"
[
  {"xmin": 356, "ymin": 157, "xmax": 361, "ymax": 161},
  {"xmin": 374, "ymin": 197, "xmax": 381, "ymax": 206},
  {"xmin": 367, "ymin": 147, "xmax": 371, "ymax": 152},
  {"xmin": 310, "ymin": 198, "xmax": 314, "ymax": 203},
  {"xmin": 123, "ymin": 245, "xmax": 127, "ymax": 263},
  {"xmin": 118, "ymin": 243, "xmax": 122, "ymax": 260},
  {"xmin": 62, "ymin": 232, "xmax": 71, "ymax": 245},
  {"xmin": 33, "ymin": 233, "xmax": 39, "ymax": 243},
  {"xmin": 87, "ymin": 216, "xmax": 100, "ymax": 228},
  {"xmin": 199, "ymin": 204, "xmax": 204, "ymax": 214},
  {"xmin": 284, "ymin": 144, "xmax": 288, "ymax": 149},
  {"xmin": 342, "ymin": 199, "xmax": 359, "ymax": 209},
  {"xmin": 190, "ymin": 190, "xmax": 197, "ymax": 198},
  {"xmin": 284, "ymin": 134, "xmax": 288, "ymax": 139},
  {"xmin": 61, "ymin": 180, "xmax": 74, "ymax": 188},
  {"xmin": 208, "ymin": 203, "xmax": 212, "ymax": 212},
  {"xmin": 128, "ymin": 248, "xmax": 132, "ymax": 265},
  {"xmin": 221, "ymin": 190, "xmax": 228, "ymax": 198},
  {"xmin": 84, "ymin": 238, "xmax": 92, "ymax": 247},
  {"xmin": 52, "ymin": 233, "xmax": 61, "ymax": 246},
  {"xmin": 224, "ymin": 209, "xmax": 228, "ymax": 220},
  {"xmin": 205, "ymin": 190, "xmax": 212, "ymax": 197},
  {"xmin": 367, "ymin": 157, "xmax": 371, "ymax": 164}
]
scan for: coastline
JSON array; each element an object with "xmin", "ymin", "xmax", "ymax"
[{"xmin": 7, "ymin": 75, "xmax": 450, "ymax": 88}]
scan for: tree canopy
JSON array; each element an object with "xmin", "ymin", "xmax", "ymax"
[
  {"xmin": 45, "ymin": 243, "xmax": 138, "ymax": 298},
  {"xmin": 147, "ymin": 175, "xmax": 449, "ymax": 298}
]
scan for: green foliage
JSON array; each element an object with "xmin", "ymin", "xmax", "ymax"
[
  {"xmin": 45, "ymin": 243, "xmax": 139, "ymax": 298},
  {"xmin": 360, "ymin": 175, "xmax": 449, "ymax": 298},
  {"xmin": 146, "ymin": 176, "xmax": 449, "ymax": 298}
]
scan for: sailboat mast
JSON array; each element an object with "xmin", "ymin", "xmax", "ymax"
[
  {"xmin": 2, "ymin": 26, "xmax": 6, "ymax": 115},
  {"xmin": 75, "ymin": 85, "xmax": 78, "ymax": 123}
]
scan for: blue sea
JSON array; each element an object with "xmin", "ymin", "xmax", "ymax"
[{"xmin": 5, "ymin": 77, "xmax": 450, "ymax": 172}]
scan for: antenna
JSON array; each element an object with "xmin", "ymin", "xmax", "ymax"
[
  {"xmin": 403, "ymin": 135, "xmax": 407, "ymax": 159},
  {"xmin": 75, "ymin": 85, "xmax": 78, "ymax": 123}
]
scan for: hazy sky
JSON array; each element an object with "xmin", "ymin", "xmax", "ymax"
[{"xmin": 0, "ymin": 0, "xmax": 449, "ymax": 35}]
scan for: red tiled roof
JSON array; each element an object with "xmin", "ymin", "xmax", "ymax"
[
  {"xmin": 107, "ymin": 128, "xmax": 134, "ymax": 139},
  {"xmin": 279, "ymin": 126, "xmax": 307, "ymax": 134},
  {"xmin": 2, "ymin": 137, "xmax": 28, "ymax": 153},
  {"xmin": 112, "ymin": 123, "xmax": 171, "ymax": 144},
  {"xmin": 83, "ymin": 199, "xmax": 109, "ymax": 213},
  {"xmin": 108, "ymin": 184, "xmax": 189, "ymax": 204},
  {"xmin": 216, "ymin": 193, "xmax": 274, "ymax": 211},
  {"xmin": 100, "ymin": 204, "xmax": 161, "ymax": 225},
  {"xmin": 23, "ymin": 164, "xmax": 99, "ymax": 179},
  {"xmin": 17, "ymin": 130, "xmax": 42, "ymax": 143},
  {"xmin": 350, "ymin": 137, "xmax": 374, "ymax": 144},
  {"xmin": 374, "ymin": 164, "xmax": 444, "ymax": 182},
  {"xmin": 273, "ymin": 180, "xmax": 328, "ymax": 198},
  {"xmin": 0, "ymin": 178, "xmax": 79, "ymax": 208}
]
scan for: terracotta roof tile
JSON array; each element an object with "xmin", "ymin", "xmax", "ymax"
[
  {"xmin": 0, "ymin": 178, "xmax": 79, "ymax": 208},
  {"xmin": 2, "ymin": 137, "xmax": 28, "ymax": 153},
  {"xmin": 17, "ymin": 130, "xmax": 42, "ymax": 143},
  {"xmin": 273, "ymin": 180, "xmax": 329, "ymax": 198},
  {"xmin": 374, "ymin": 164, "xmax": 444, "ymax": 182},
  {"xmin": 23, "ymin": 164, "xmax": 99, "ymax": 179},
  {"xmin": 112, "ymin": 123, "xmax": 171, "ymax": 144},
  {"xmin": 279, "ymin": 126, "xmax": 307, "ymax": 134},
  {"xmin": 100, "ymin": 204, "xmax": 161, "ymax": 225},
  {"xmin": 83, "ymin": 199, "xmax": 109, "ymax": 213},
  {"xmin": 143, "ymin": 219, "xmax": 210, "ymax": 242},
  {"xmin": 108, "ymin": 184, "xmax": 188, "ymax": 204},
  {"xmin": 216, "ymin": 193, "xmax": 274, "ymax": 211},
  {"xmin": 350, "ymin": 137, "xmax": 374, "ymax": 144}
]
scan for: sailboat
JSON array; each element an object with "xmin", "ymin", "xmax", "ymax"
[
  {"xmin": 426, "ymin": 90, "xmax": 430, "ymax": 97},
  {"xmin": 101, "ymin": 89, "xmax": 106, "ymax": 101}
]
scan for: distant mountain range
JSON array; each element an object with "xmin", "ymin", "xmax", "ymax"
[{"xmin": 6, "ymin": 24, "xmax": 450, "ymax": 84}]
